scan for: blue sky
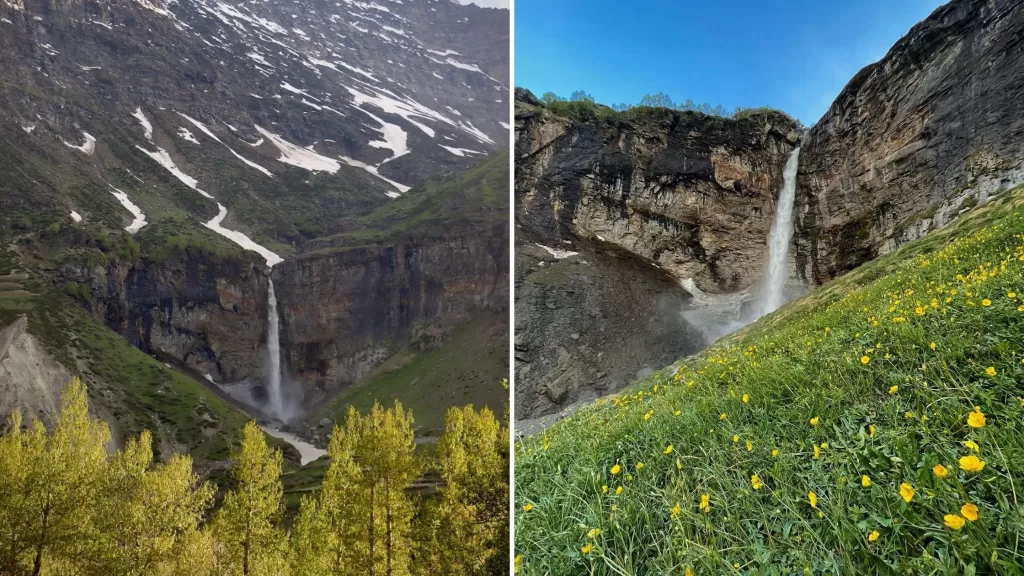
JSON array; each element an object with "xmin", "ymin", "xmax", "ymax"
[{"xmin": 514, "ymin": 0, "xmax": 945, "ymax": 125}]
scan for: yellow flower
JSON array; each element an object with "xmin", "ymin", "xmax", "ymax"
[
  {"xmin": 610, "ymin": 464, "xmax": 621, "ymax": 475},
  {"xmin": 808, "ymin": 491, "xmax": 818, "ymax": 508},
  {"xmin": 720, "ymin": 412, "xmax": 727, "ymax": 421},
  {"xmin": 861, "ymin": 355, "xmax": 871, "ymax": 365},
  {"xmin": 967, "ymin": 407, "xmax": 986, "ymax": 428},
  {"xmin": 868, "ymin": 530, "xmax": 880, "ymax": 542},
  {"xmin": 586, "ymin": 528, "xmax": 601, "ymax": 539},
  {"xmin": 746, "ymin": 440, "xmax": 753, "ymax": 452},
  {"xmin": 699, "ymin": 493, "xmax": 710, "ymax": 513},
  {"xmin": 963, "ymin": 440, "xmax": 980, "ymax": 452},
  {"xmin": 986, "ymin": 366, "xmax": 997, "ymax": 377},
  {"xmin": 685, "ymin": 569, "xmax": 694, "ymax": 576},
  {"xmin": 888, "ymin": 385, "xmax": 899, "ymax": 395},
  {"xmin": 813, "ymin": 444, "xmax": 820, "ymax": 459},
  {"xmin": 644, "ymin": 412, "xmax": 652, "ymax": 422},
  {"xmin": 581, "ymin": 543, "xmax": 594, "ymax": 554},
  {"xmin": 933, "ymin": 464, "xmax": 949, "ymax": 478},
  {"xmin": 868, "ymin": 424, "xmax": 876, "ymax": 438},
  {"xmin": 751, "ymin": 474, "xmax": 763, "ymax": 490},
  {"xmin": 674, "ymin": 410, "xmax": 681, "ymax": 416},
  {"xmin": 636, "ymin": 462, "xmax": 644, "ymax": 471},
  {"xmin": 861, "ymin": 475, "xmax": 871, "ymax": 488},
  {"xmin": 742, "ymin": 393, "xmax": 750, "ymax": 403},
  {"xmin": 615, "ymin": 486, "xmax": 623, "ymax": 495},
  {"xmin": 930, "ymin": 342, "xmax": 937, "ymax": 350},
  {"xmin": 523, "ymin": 503, "xmax": 533, "ymax": 512},
  {"xmin": 899, "ymin": 483, "xmax": 915, "ymax": 503},
  {"xmin": 732, "ymin": 434, "xmax": 740, "ymax": 443},
  {"xmin": 514, "ymin": 555, "xmax": 522, "ymax": 573},
  {"xmin": 670, "ymin": 502, "xmax": 681, "ymax": 518},
  {"xmin": 959, "ymin": 454, "xmax": 985, "ymax": 473},
  {"xmin": 810, "ymin": 416, "xmax": 820, "ymax": 426},
  {"xmin": 1010, "ymin": 292, "xmax": 1017, "ymax": 299},
  {"xmin": 664, "ymin": 444, "xmax": 674, "ymax": 455},
  {"xmin": 982, "ymin": 298, "xmax": 992, "ymax": 307},
  {"xmin": 771, "ymin": 448, "xmax": 779, "ymax": 457},
  {"xmin": 944, "ymin": 514, "xmax": 965, "ymax": 530},
  {"xmin": 961, "ymin": 503, "xmax": 979, "ymax": 521}
]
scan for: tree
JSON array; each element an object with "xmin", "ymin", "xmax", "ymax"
[
  {"xmin": 569, "ymin": 90, "xmax": 595, "ymax": 103},
  {"xmin": 213, "ymin": 421, "xmax": 287, "ymax": 576},
  {"xmin": 539, "ymin": 92, "xmax": 563, "ymax": 105}
]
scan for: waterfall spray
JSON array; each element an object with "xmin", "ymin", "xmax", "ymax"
[
  {"xmin": 266, "ymin": 278, "xmax": 284, "ymax": 420},
  {"xmin": 754, "ymin": 147, "xmax": 801, "ymax": 317}
]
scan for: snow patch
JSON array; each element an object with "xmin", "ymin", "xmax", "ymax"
[
  {"xmin": 135, "ymin": 146, "xmax": 213, "ymax": 198},
  {"xmin": 177, "ymin": 127, "xmax": 200, "ymax": 144},
  {"xmin": 536, "ymin": 244, "xmax": 578, "ymax": 259},
  {"xmin": 109, "ymin": 186, "xmax": 147, "ymax": 234},
  {"xmin": 177, "ymin": 113, "xmax": 274, "ymax": 177},
  {"xmin": 22, "ymin": 125, "xmax": 35, "ymax": 134},
  {"xmin": 69, "ymin": 211, "xmax": 82, "ymax": 223},
  {"xmin": 133, "ymin": 107, "xmax": 153, "ymax": 140},
  {"xmin": 439, "ymin": 145, "xmax": 482, "ymax": 157},
  {"xmin": 204, "ymin": 203, "xmax": 283, "ymax": 267},
  {"xmin": 63, "ymin": 132, "xmax": 96, "ymax": 155},
  {"xmin": 339, "ymin": 156, "xmax": 408, "ymax": 196},
  {"xmin": 255, "ymin": 125, "xmax": 340, "ymax": 173}
]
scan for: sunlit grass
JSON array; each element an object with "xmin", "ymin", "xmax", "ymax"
[{"xmin": 515, "ymin": 187, "xmax": 1024, "ymax": 574}]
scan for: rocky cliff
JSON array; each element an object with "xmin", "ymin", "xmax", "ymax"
[
  {"xmin": 514, "ymin": 91, "xmax": 799, "ymax": 419},
  {"xmin": 794, "ymin": 0, "xmax": 1024, "ymax": 282}
]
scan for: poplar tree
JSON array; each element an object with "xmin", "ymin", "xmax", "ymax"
[{"xmin": 213, "ymin": 421, "xmax": 287, "ymax": 576}]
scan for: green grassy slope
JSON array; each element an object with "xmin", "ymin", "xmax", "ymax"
[{"xmin": 515, "ymin": 187, "xmax": 1024, "ymax": 574}]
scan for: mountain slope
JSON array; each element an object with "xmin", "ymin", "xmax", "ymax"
[{"xmin": 515, "ymin": 185, "xmax": 1024, "ymax": 574}]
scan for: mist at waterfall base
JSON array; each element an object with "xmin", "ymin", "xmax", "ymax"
[{"xmin": 681, "ymin": 148, "xmax": 805, "ymax": 343}]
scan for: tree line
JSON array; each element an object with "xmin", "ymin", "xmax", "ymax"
[
  {"xmin": 539, "ymin": 90, "xmax": 787, "ymax": 121},
  {"xmin": 0, "ymin": 378, "xmax": 509, "ymax": 576}
]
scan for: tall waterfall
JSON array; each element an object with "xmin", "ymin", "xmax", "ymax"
[
  {"xmin": 754, "ymin": 147, "xmax": 801, "ymax": 317},
  {"xmin": 266, "ymin": 278, "xmax": 284, "ymax": 420}
]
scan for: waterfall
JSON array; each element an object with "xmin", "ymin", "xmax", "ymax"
[
  {"xmin": 266, "ymin": 278, "xmax": 284, "ymax": 420},
  {"xmin": 754, "ymin": 147, "xmax": 801, "ymax": 317}
]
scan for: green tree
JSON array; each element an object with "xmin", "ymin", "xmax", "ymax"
[{"xmin": 213, "ymin": 421, "xmax": 287, "ymax": 576}]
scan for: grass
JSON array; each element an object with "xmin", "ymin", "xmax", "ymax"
[
  {"xmin": 514, "ymin": 186, "xmax": 1024, "ymax": 574},
  {"xmin": 309, "ymin": 312, "xmax": 509, "ymax": 433}
]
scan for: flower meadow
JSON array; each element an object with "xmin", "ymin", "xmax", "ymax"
[{"xmin": 514, "ymin": 188, "xmax": 1024, "ymax": 575}]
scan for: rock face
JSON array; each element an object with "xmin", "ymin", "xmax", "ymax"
[
  {"xmin": 0, "ymin": 316, "xmax": 68, "ymax": 430},
  {"xmin": 516, "ymin": 90, "xmax": 800, "ymax": 294},
  {"xmin": 514, "ymin": 91, "xmax": 799, "ymax": 419},
  {"xmin": 273, "ymin": 223, "xmax": 509, "ymax": 395},
  {"xmin": 794, "ymin": 0, "xmax": 1024, "ymax": 283}
]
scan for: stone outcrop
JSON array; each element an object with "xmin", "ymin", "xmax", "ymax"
[
  {"xmin": 272, "ymin": 223, "xmax": 509, "ymax": 396},
  {"xmin": 794, "ymin": 0, "xmax": 1024, "ymax": 282},
  {"xmin": 0, "ymin": 316, "xmax": 68, "ymax": 430}
]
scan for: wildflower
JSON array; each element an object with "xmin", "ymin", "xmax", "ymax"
[
  {"xmin": 861, "ymin": 475, "xmax": 871, "ymax": 488},
  {"xmin": 868, "ymin": 424, "xmax": 876, "ymax": 437},
  {"xmin": 636, "ymin": 462, "xmax": 644, "ymax": 471},
  {"xmin": 523, "ymin": 503, "xmax": 533, "ymax": 512},
  {"xmin": 963, "ymin": 440, "xmax": 980, "ymax": 452},
  {"xmin": 808, "ymin": 491, "xmax": 818, "ymax": 508},
  {"xmin": 751, "ymin": 474, "xmax": 763, "ymax": 490},
  {"xmin": 810, "ymin": 416, "xmax": 820, "ymax": 426},
  {"xmin": 670, "ymin": 503, "xmax": 681, "ymax": 518},
  {"xmin": 625, "ymin": 474, "xmax": 633, "ymax": 482},
  {"xmin": 674, "ymin": 410, "xmax": 681, "ymax": 416},
  {"xmin": 982, "ymin": 298, "xmax": 992, "ymax": 307},
  {"xmin": 664, "ymin": 444, "xmax": 674, "ymax": 455},
  {"xmin": 900, "ymin": 483, "xmax": 915, "ymax": 503},
  {"xmin": 732, "ymin": 435, "xmax": 740, "ymax": 443},
  {"xmin": 967, "ymin": 407, "xmax": 986, "ymax": 428},
  {"xmin": 771, "ymin": 448, "xmax": 779, "ymax": 457},
  {"xmin": 610, "ymin": 464, "xmax": 621, "ymax": 475},
  {"xmin": 586, "ymin": 528, "xmax": 601, "ymax": 539},
  {"xmin": 720, "ymin": 412, "xmax": 727, "ymax": 421},
  {"xmin": 1010, "ymin": 291, "xmax": 1017, "ymax": 298},
  {"xmin": 685, "ymin": 569, "xmax": 694, "ymax": 576},
  {"xmin": 699, "ymin": 494, "xmax": 710, "ymax": 513},
  {"xmin": 615, "ymin": 486, "xmax": 623, "ymax": 495},
  {"xmin": 676, "ymin": 458, "xmax": 682, "ymax": 471},
  {"xmin": 644, "ymin": 412, "xmax": 652, "ymax": 422},
  {"xmin": 889, "ymin": 385, "xmax": 899, "ymax": 395},
  {"xmin": 746, "ymin": 440, "xmax": 753, "ymax": 452},
  {"xmin": 813, "ymin": 444, "xmax": 820, "ymax": 459},
  {"xmin": 581, "ymin": 543, "xmax": 594, "ymax": 554},
  {"xmin": 930, "ymin": 342, "xmax": 937, "ymax": 350},
  {"xmin": 986, "ymin": 367, "xmax": 997, "ymax": 377},
  {"xmin": 601, "ymin": 485, "xmax": 608, "ymax": 495},
  {"xmin": 868, "ymin": 530, "xmax": 880, "ymax": 542},
  {"xmin": 961, "ymin": 503, "xmax": 979, "ymax": 521},
  {"xmin": 514, "ymin": 555, "xmax": 522, "ymax": 573},
  {"xmin": 944, "ymin": 514, "xmax": 965, "ymax": 530},
  {"xmin": 959, "ymin": 455, "xmax": 985, "ymax": 473},
  {"xmin": 861, "ymin": 355, "xmax": 871, "ymax": 365},
  {"xmin": 933, "ymin": 464, "xmax": 949, "ymax": 478},
  {"xmin": 742, "ymin": 393, "xmax": 750, "ymax": 403}
]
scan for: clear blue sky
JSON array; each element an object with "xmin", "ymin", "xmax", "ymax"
[{"xmin": 514, "ymin": 0, "xmax": 946, "ymax": 125}]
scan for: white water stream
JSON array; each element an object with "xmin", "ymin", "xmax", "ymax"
[
  {"xmin": 753, "ymin": 147, "xmax": 801, "ymax": 317},
  {"xmin": 266, "ymin": 278, "xmax": 284, "ymax": 420}
]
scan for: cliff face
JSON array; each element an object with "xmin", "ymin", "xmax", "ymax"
[
  {"xmin": 516, "ymin": 91, "xmax": 800, "ymax": 293},
  {"xmin": 795, "ymin": 0, "xmax": 1024, "ymax": 282},
  {"xmin": 272, "ymin": 224, "xmax": 509, "ymax": 395},
  {"xmin": 59, "ymin": 250, "xmax": 270, "ymax": 383}
]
